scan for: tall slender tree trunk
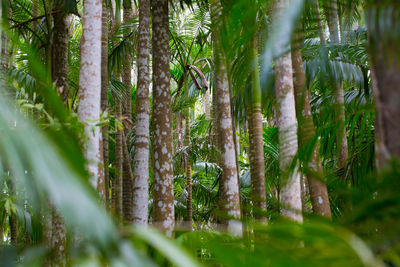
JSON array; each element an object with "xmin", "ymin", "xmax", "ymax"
[
  {"xmin": 210, "ymin": 0, "xmax": 242, "ymax": 236},
  {"xmin": 101, "ymin": 0, "xmax": 110, "ymax": 205},
  {"xmin": 323, "ymin": 0, "xmax": 348, "ymax": 169},
  {"xmin": 274, "ymin": 0, "xmax": 303, "ymax": 223},
  {"xmin": 313, "ymin": 0, "xmax": 325, "ymax": 45},
  {"xmin": 50, "ymin": 11, "xmax": 69, "ymax": 265},
  {"xmin": 249, "ymin": 37, "xmax": 267, "ymax": 221},
  {"xmin": 77, "ymin": 0, "xmax": 104, "ymax": 193},
  {"xmin": 211, "ymin": 86, "xmax": 220, "ymax": 151},
  {"xmin": 291, "ymin": 35, "xmax": 331, "ymax": 219},
  {"xmin": 122, "ymin": 0, "xmax": 134, "ymax": 222},
  {"xmin": 152, "ymin": 0, "xmax": 174, "ymax": 236},
  {"xmin": 122, "ymin": 1, "xmax": 133, "ymax": 130},
  {"xmin": 52, "ymin": 12, "xmax": 69, "ymax": 105},
  {"xmin": 185, "ymin": 106, "xmax": 193, "ymax": 229},
  {"xmin": 122, "ymin": 131, "xmax": 134, "ymax": 221},
  {"xmin": 51, "ymin": 208, "xmax": 65, "ymax": 266},
  {"xmin": 368, "ymin": 3, "xmax": 400, "ymax": 167},
  {"xmin": 112, "ymin": 99, "xmax": 123, "ymax": 217}
]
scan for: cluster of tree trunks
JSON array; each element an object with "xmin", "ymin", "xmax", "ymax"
[{"xmin": 10, "ymin": 0, "xmax": 398, "ymax": 256}]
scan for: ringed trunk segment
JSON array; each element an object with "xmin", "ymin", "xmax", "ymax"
[
  {"xmin": 101, "ymin": 0, "xmax": 110, "ymax": 205},
  {"xmin": 273, "ymin": 0, "xmax": 303, "ymax": 223},
  {"xmin": 249, "ymin": 37, "xmax": 267, "ymax": 221},
  {"xmin": 324, "ymin": 0, "xmax": 349, "ymax": 170},
  {"xmin": 78, "ymin": 0, "xmax": 104, "ymax": 193},
  {"xmin": 122, "ymin": 132, "xmax": 134, "ymax": 222},
  {"xmin": 52, "ymin": 11, "xmax": 69, "ymax": 106},
  {"xmin": 291, "ymin": 41, "xmax": 332, "ymax": 219},
  {"xmin": 211, "ymin": 0, "xmax": 242, "ymax": 236},
  {"xmin": 112, "ymin": 99, "xmax": 123, "ymax": 218},
  {"xmin": 122, "ymin": 1, "xmax": 134, "ymax": 135},
  {"xmin": 132, "ymin": 0, "xmax": 151, "ymax": 225},
  {"xmin": 152, "ymin": 0, "xmax": 175, "ymax": 236}
]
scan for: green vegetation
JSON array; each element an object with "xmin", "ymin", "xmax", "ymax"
[{"xmin": 0, "ymin": 0, "xmax": 400, "ymax": 266}]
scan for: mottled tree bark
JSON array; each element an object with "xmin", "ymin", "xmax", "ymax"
[
  {"xmin": 122, "ymin": 132, "xmax": 133, "ymax": 222},
  {"xmin": 52, "ymin": 12, "xmax": 69, "ymax": 105},
  {"xmin": 122, "ymin": 0, "xmax": 134, "ymax": 132},
  {"xmin": 50, "ymin": 11, "xmax": 69, "ymax": 265},
  {"xmin": 211, "ymin": 0, "xmax": 242, "ymax": 236},
  {"xmin": 211, "ymin": 86, "xmax": 220, "ymax": 150},
  {"xmin": 274, "ymin": 0, "xmax": 303, "ymax": 223},
  {"xmin": 323, "ymin": 0, "xmax": 348, "ymax": 169},
  {"xmin": 51, "ymin": 209, "xmax": 66, "ymax": 266},
  {"xmin": 185, "ymin": 108, "xmax": 193, "ymax": 229},
  {"xmin": 291, "ymin": 37, "xmax": 332, "ymax": 218},
  {"xmin": 132, "ymin": 0, "xmax": 150, "ymax": 225},
  {"xmin": 122, "ymin": 0, "xmax": 134, "ymax": 222},
  {"xmin": 249, "ymin": 37, "xmax": 267, "ymax": 221},
  {"xmin": 77, "ymin": 0, "xmax": 104, "ymax": 193},
  {"xmin": 112, "ymin": 99, "xmax": 123, "ymax": 217},
  {"xmin": 152, "ymin": 0, "xmax": 174, "ymax": 236},
  {"xmin": 101, "ymin": 0, "xmax": 110, "ymax": 205},
  {"xmin": 368, "ymin": 3, "xmax": 400, "ymax": 167}
]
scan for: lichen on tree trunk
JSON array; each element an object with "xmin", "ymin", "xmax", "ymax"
[
  {"xmin": 211, "ymin": 0, "xmax": 242, "ymax": 236},
  {"xmin": 152, "ymin": 0, "xmax": 174, "ymax": 236},
  {"xmin": 249, "ymin": 37, "xmax": 267, "ymax": 221},
  {"xmin": 274, "ymin": 0, "xmax": 303, "ymax": 223},
  {"xmin": 291, "ymin": 35, "xmax": 332, "ymax": 219},
  {"xmin": 132, "ymin": 0, "xmax": 151, "ymax": 225},
  {"xmin": 77, "ymin": 0, "xmax": 103, "ymax": 193}
]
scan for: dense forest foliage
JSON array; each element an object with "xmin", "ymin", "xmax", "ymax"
[{"xmin": 0, "ymin": 0, "xmax": 400, "ymax": 266}]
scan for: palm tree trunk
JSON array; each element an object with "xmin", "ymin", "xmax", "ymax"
[
  {"xmin": 51, "ymin": 209, "xmax": 66, "ymax": 266},
  {"xmin": 52, "ymin": 12, "xmax": 69, "ymax": 105},
  {"xmin": 273, "ymin": 0, "xmax": 303, "ymax": 223},
  {"xmin": 313, "ymin": 0, "xmax": 325, "ymax": 45},
  {"xmin": 185, "ymin": 108, "xmax": 193, "ymax": 229},
  {"xmin": 249, "ymin": 37, "xmax": 267, "ymax": 221},
  {"xmin": 211, "ymin": 86, "xmax": 220, "ymax": 150},
  {"xmin": 323, "ymin": 0, "xmax": 348, "ymax": 169},
  {"xmin": 112, "ymin": 99, "xmax": 123, "ymax": 217},
  {"xmin": 101, "ymin": 0, "xmax": 110, "ymax": 205},
  {"xmin": 122, "ymin": 1, "xmax": 133, "ymax": 133},
  {"xmin": 152, "ymin": 0, "xmax": 174, "ymax": 236},
  {"xmin": 368, "ymin": 3, "xmax": 400, "ymax": 167},
  {"xmin": 50, "ymin": 11, "xmax": 69, "ymax": 264},
  {"xmin": 122, "ymin": 0, "xmax": 134, "ymax": 223},
  {"xmin": 211, "ymin": 0, "xmax": 242, "ymax": 236},
  {"xmin": 122, "ymin": 132, "xmax": 134, "ymax": 222},
  {"xmin": 77, "ymin": 0, "xmax": 103, "ymax": 192},
  {"xmin": 291, "ymin": 36, "xmax": 332, "ymax": 219}
]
